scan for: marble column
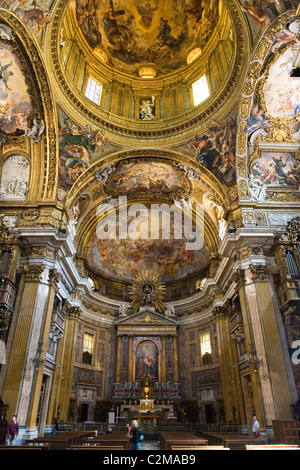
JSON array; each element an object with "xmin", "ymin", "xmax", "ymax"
[
  {"xmin": 26, "ymin": 269, "xmax": 61, "ymax": 430},
  {"xmin": 172, "ymin": 336, "xmax": 179, "ymax": 383},
  {"xmin": 161, "ymin": 336, "xmax": 167, "ymax": 383},
  {"xmin": 213, "ymin": 303, "xmax": 246, "ymax": 425},
  {"xmin": 115, "ymin": 335, "xmax": 122, "ymax": 384},
  {"xmin": 127, "ymin": 335, "xmax": 133, "ymax": 383},
  {"xmin": 2, "ymin": 264, "xmax": 48, "ymax": 433},
  {"xmin": 55, "ymin": 302, "xmax": 81, "ymax": 422},
  {"xmin": 237, "ymin": 265, "xmax": 293, "ymax": 427}
]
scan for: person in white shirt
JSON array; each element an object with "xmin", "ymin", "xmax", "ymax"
[{"xmin": 252, "ymin": 416, "xmax": 260, "ymax": 437}]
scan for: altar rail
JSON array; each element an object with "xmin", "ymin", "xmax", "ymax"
[{"xmin": 53, "ymin": 422, "xmax": 241, "ymax": 435}]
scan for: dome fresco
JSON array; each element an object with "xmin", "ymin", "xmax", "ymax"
[{"xmin": 76, "ymin": 0, "xmax": 221, "ymax": 76}]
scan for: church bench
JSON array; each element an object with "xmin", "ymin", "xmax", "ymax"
[
  {"xmin": 158, "ymin": 431, "xmax": 208, "ymax": 450},
  {"xmin": 246, "ymin": 445, "xmax": 300, "ymax": 450},
  {"xmin": 26, "ymin": 430, "xmax": 98, "ymax": 449},
  {"xmin": 0, "ymin": 445, "xmax": 49, "ymax": 450},
  {"xmin": 67, "ymin": 445, "xmax": 125, "ymax": 450},
  {"xmin": 197, "ymin": 431, "xmax": 268, "ymax": 449},
  {"xmin": 170, "ymin": 446, "xmax": 229, "ymax": 450}
]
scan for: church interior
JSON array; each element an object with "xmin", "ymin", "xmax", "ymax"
[{"xmin": 0, "ymin": 0, "xmax": 300, "ymax": 451}]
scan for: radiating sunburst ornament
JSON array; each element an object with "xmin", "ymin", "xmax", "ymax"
[{"xmin": 129, "ymin": 271, "xmax": 166, "ymax": 313}]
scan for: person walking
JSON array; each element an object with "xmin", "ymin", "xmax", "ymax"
[
  {"xmin": 252, "ymin": 415, "xmax": 260, "ymax": 438},
  {"xmin": 130, "ymin": 420, "xmax": 143, "ymax": 450},
  {"xmin": 7, "ymin": 415, "xmax": 19, "ymax": 445}
]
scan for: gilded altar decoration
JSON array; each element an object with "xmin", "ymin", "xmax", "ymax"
[{"xmin": 129, "ymin": 271, "xmax": 165, "ymax": 313}]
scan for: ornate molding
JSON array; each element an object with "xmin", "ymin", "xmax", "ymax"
[
  {"xmin": 275, "ymin": 217, "xmax": 300, "ymax": 244},
  {"xmin": 0, "ymin": 306, "xmax": 12, "ymax": 342}
]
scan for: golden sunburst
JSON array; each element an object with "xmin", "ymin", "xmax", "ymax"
[{"xmin": 129, "ymin": 271, "xmax": 166, "ymax": 314}]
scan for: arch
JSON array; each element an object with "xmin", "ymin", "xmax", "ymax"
[{"xmin": 0, "ymin": 10, "xmax": 58, "ymax": 200}]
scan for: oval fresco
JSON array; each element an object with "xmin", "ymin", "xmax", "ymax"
[
  {"xmin": 76, "ymin": 0, "xmax": 221, "ymax": 76},
  {"xmin": 85, "ymin": 210, "xmax": 210, "ymax": 282},
  {"xmin": 263, "ymin": 46, "xmax": 300, "ymax": 119}
]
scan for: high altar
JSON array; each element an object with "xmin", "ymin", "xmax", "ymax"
[{"xmin": 113, "ymin": 306, "xmax": 180, "ymax": 429}]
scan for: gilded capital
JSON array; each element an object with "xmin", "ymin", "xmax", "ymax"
[
  {"xmin": 48, "ymin": 269, "xmax": 61, "ymax": 292},
  {"xmin": 249, "ymin": 264, "xmax": 270, "ymax": 281},
  {"xmin": 232, "ymin": 269, "xmax": 245, "ymax": 290},
  {"xmin": 212, "ymin": 301, "xmax": 231, "ymax": 320},
  {"xmin": 62, "ymin": 299, "xmax": 81, "ymax": 320},
  {"xmin": 24, "ymin": 264, "xmax": 45, "ymax": 282}
]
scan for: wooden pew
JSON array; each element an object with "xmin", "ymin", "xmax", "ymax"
[
  {"xmin": 67, "ymin": 445, "xmax": 124, "ymax": 450},
  {"xmin": 88, "ymin": 431, "xmax": 131, "ymax": 449},
  {"xmin": 197, "ymin": 431, "xmax": 268, "ymax": 449},
  {"xmin": 27, "ymin": 430, "xmax": 97, "ymax": 449},
  {"xmin": 246, "ymin": 444, "xmax": 300, "ymax": 450},
  {"xmin": 0, "ymin": 445, "xmax": 49, "ymax": 450},
  {"xmin": 171, "ymin": 446, "xmax": 229, "ymax": 450},
  {"xmin": 158, "ymin": 431, "xmax": 208, "ymax": 450}
]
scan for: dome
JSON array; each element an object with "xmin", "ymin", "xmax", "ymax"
[{"xmin": 75, "ymin": 0, "xmax": 222, "ymax": 78}]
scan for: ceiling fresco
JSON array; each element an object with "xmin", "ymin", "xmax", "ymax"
[
  {"xmin": 105, "ymin": 160, "xmax": 189, "ymax": 197},
  {"xmin": 76, "ymin": 0, "xmax": 221, "ymax": 75},
  {"xmin": 0, "ymin": 43, "xmax": 32, "ymax": 138},
  {"xmin": 86, "ymin": 224, "xmax": 210, "ymax": 283}
]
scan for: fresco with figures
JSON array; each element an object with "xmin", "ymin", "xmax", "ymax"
[
  {"xmin": 187, "ymin": 117, "xmax": 236, "ymax": 187},
  {"xmin": 106, "ymin": 160, "xmax": 186, "ymax": 196},
  {"xmin": 86, "ymin": 216, "xmax": 210, "ymax": 283},
  {"xmin": 0, "ymin": 43, "xmax": 32, "ymax": 138},
  {"xmin": 76, "ymin": 0, "xmax": 221, "ymax": 75},
  {"xmin": 57, "ymin": 108, "xmax": 109, "ymax": 201},
  {"xmin": 251, "ymin": 152, "xmax": 299, "ymax": 187},
  {"xmin": 239, "ymin": 0, "xmax": 298, "ymax": 33},
  {"xmin": 245, "ymin": 31, "xmax": 300, "ymax": 142},
  {"xmin": 0, "ymin": 0, "xmax": 53, "ymax": 34}
]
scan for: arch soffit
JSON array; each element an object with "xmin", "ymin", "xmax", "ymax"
[{"xmin": 65, "ymin": 150, "xmax": 228, "ymax": 255}]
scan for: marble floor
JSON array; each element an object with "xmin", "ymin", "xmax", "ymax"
[{"xmin": 140, "ymin": 440, "xmax": 161, "ymax": 450}]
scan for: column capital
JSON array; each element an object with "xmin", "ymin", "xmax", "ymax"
[
  {"xmin": 212, "ymin": 301, "xmax": 232, "ymax": 320},
  {"xmin": 23, "ymin": 264, "xmax": 45, "ymax": 282},
  {"xmin": 62, "ymin": 299, "xmax": 81, "ymax": 320},
  {"xmin": 48, "ymin": 268, "xmax": 61, "ymax": 292},
  {"xmin": 232, "ymin": 269, "xmax": 246, "ymax": 290},
  {"xmin": 249, "ymin": 264, "xmax": 270, "ymax": 281}
]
